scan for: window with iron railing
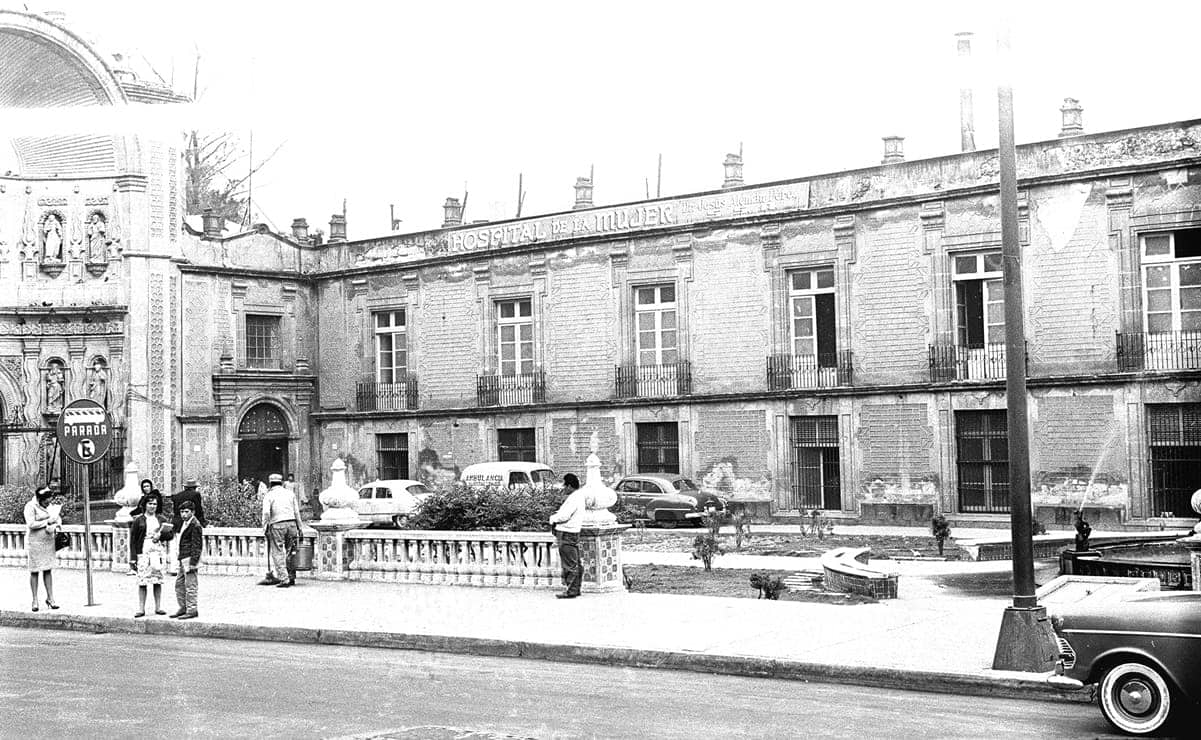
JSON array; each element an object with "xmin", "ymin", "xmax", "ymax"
[
  {"xmin": 1146, "ymin": 403, "xmax": 1201, "ymax": 517},
  {"xmin": 637, "ymin": 422, "xmax": 679, "ymax": 474},
  {"xmin": 374, "ymin": 310, "xmax": 407, "ymax": 383},
  {"xmin": 376, "ymin": 433, "xmax": 409, "ymax": 480},
  {"xmin": 955, "ymin": 410, "xmax": 1009, "ymax": 513},
  {"xmin": 635, "ymin": 284, "xmax": 678, "ymax": 366},
  {"xmin": 1118, "ymin": 230, "xmax": 1201, "ymax": 372},
  {"xmin": 498, "ymin": 428, "xmax": 537, "ymax": 462},
  {"xmin": 496, "ymin": 298, "xmax": 534, "ymax": 377}
]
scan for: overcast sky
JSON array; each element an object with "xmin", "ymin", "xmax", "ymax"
[{"xmin": 6, "ymin": 0, "xmax": 1200, "ymax": 237}]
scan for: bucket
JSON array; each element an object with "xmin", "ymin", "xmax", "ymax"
[{"xmin": 295, "ymin": 538, "xmax": 315, "ymax": 571}]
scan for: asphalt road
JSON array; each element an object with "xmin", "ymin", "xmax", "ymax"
[{"xmin": 0, "ymin": 626, "xmax": 1117, "ymax": 739}]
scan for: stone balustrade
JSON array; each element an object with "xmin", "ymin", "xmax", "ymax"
[
  {"xmin": 0, "ymin": 524, "xmax": 113, "ymax": 570},
  {"xmin": 345, "ymin": 530, "xmax": 560, "ymax": 588}
]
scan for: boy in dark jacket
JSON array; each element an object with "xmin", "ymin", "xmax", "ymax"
[{"xmin": 170, "ymin": 499, "xmax": 203, "ymax": 619}]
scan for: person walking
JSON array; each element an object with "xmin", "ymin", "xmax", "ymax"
[
  {"xmin": 548, "ymin": 473, "xmax": 587, "ymax": 599},
  {"xmin": 25, "ymin": 486, "xmax": 61, "ymax": 611},
  {"xmin": 259, "ymin": 473, "xmax": 301, "ymax": 588},
  {"xmin": 171, "ymin": 499, "xmax": 203, "ymax": 620},
  {"xmin": 168, "ymin": 479, "xmax": 206, "ymax": 575},
  {"xmin": 130, "ymin": 496, "xmax": 171, "ymax": 617}
]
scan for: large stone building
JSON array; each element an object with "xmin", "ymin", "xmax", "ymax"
[{"xmin": 5, "ymin": 10, "xmax": 1201, "ymax": 529}]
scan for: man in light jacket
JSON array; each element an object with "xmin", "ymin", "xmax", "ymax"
[
  {"xmin": 259, "ymin": 473, "xmax": 300, "ymax": 588},
  {"xmin": 548, "ymin": 473, "xmax": 586, "ymax": 599}
]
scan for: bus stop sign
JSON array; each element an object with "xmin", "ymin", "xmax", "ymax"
[{"xmin": 56, "ymin": 399, "xmax": 113, "ymax": 464}]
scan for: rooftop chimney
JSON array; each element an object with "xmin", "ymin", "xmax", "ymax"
[
  {"xmin": 956, "ymin": 32, "xmax": 976, "ymax": 152},
  {"xmin": 573, "ymin": 177, "xmax": 594, "ymax": 210},
  {"xmin": 201, "ymin": 209, "xmax": 222, "ymax": 240},
  {"xmin": 722, "ymin": 153, "xmax": 744, "ymax": 189},
  {"xmin": 291, "ymin": 218, "xmax": 309, "ymax": 242},
  {"xmin": 442, "ymin": 197, "xmax": 463, "ymax": 227},
  {"xmin": 1059, "ymin": 98, "xmax": 1084, "ymax": 137},
  {"xmin": 881, "ymin": 136, "xmax": 905, "ymax": 164},
  {"xmin": 329, "ymin": 214, "xmax": 347, "ymax": 243}
]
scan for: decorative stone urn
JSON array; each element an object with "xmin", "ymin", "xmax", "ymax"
[
  {"xmin": 318, "ymin": 457, "xmax": 359, "ymax": 523},
  {"xmin": 312, "ymin": 457, "xmax": 361, "ymax": 580},
  {"xmin": 575, "ymin": 452, "xmax": 628, "ymax": 593},
  {"xmin": 112, "ymin": 463, "xmax": 143, "ymax": 524}
]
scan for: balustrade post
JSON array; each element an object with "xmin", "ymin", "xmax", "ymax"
[
  {"xmin": 110, "ymin": 520, "xmax": 131, "ymax": 573},
  {"xmin": 311, "ymin": 522, "xmax": 357, "ymax": 581}
]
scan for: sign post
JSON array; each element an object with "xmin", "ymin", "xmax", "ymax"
[{"xmin": 56, "ymin": 399, "xmax": 113, "ymax": 608}]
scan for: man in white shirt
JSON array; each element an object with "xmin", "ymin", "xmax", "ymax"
[
  {"xmin": 548, "ymin": 473, "xmax": 586, "ymax": 599},
  {"xmin": 259, "ymin": 473, "xmax": 300, "ymax": 588}
]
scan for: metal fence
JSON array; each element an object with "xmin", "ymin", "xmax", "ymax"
[
  {"xmin": 355, "ymin": 378, "xmax": 419, "ymax": 411},
  {"xmin": 767, "ymin": 351, "xmax": 853, "ymax": 390},
  {"xmin": 1117, "ymin": 331, "xmax": 1201, "ymax": 372},
  {"xmin": 615, "ymin": 361, "xmax": 692, "ymax": 398},
  {"xmin": 477, "ymin": 372, "xmax": 546, "ymax": 406},
  {"xmin": 929, "ymin": 343, "xmax": 1009, "ymax": 381}
]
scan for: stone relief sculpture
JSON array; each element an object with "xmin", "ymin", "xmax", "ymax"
[
  {"xmin": 44, "ymin": 360, "xmax": 66, "ymax": 415},
  {"xmin": 86, "ymin": 212, "xmax": 108, "ymax": 262},
  {"xmin": 87, "ymin": 357, "xmax": 109, "ymax": 406},
  {"xmin": 42, "ymin": 213, "xmax": 64, "ymax": 262}
]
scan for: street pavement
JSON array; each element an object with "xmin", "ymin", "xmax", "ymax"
[{"xmin": 0, "ymin": 528, "xmax": 1090, "ymax": 704}]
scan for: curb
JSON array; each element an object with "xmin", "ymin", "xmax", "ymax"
[{"xmin": 0, "ymin": 610, "xmax": 1093, "ymax": 704}]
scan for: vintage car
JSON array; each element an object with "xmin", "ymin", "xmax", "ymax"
[
  {"xmin": 460, "ymin": 461, "xmax": 557, "ymax": 489},
  {"xmin": 352, "ymin": 479, "xmax": 432, "ymax": 527},
  {"xmin": 1048, "ymin": 590, "xmax": 1201, "ymax": 735},
  {"xmin": 613, "ymin": 474, "xmax": 726, "ymax": 527}
]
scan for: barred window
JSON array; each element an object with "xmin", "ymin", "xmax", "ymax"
[
  {"xmin": 637, "ymin": 422, "xmax": 679, "ymax": 474},
  {"xmin": 376, "ymin": 434, "xmax": 409, "ymax": 480},
  {"xmin": 245, "ymin": 315, "xmax": 280, "ymax": 368}
]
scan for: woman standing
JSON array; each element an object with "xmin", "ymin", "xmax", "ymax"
[
  {"xmin": 25, "ymin": 486, "xmax": 61, "ymax": 611},
  {"xmin": 128, "ymin": 480, "xmax": 162, "ymax": 576},
  {"xmin": 130, "ymin": 496, "xmax": 170, "ymax": 617}
]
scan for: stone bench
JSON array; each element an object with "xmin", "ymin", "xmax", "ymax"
[{"xmin": 820, "ymin": 547, "xmax": 898, "ymax": 599}]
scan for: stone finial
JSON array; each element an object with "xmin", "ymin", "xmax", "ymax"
[
  {"xmin": 578, "ymin": 452, "xmax": 617, "ymax": 527},
  {"xmin": 573, "ymin": 177, "xmax": 594, "ymax": 210},
  {"xmin": 1059, "ymin": 97, "xmax": 1084, "ymax": 137},
  {"xmin": 882, "ymin": 136, "xmax": 905, "ymax": 164},
  {"xmin": 201, "ymin": 209, "xmax": 222, "ymax": 240},
  {"xmin": 722, "ymin": 153, "xmax": 744, "ymax": 189},
  {"xmin": 319, "ymin": 457, "xmax": 360, "ymax": 523},
  {"xmin": 442, "ymin": 197, "xmax": 463, "ymax": 227},
  {"xmin": 113, "ymin": 462, "xmax": 143, "ymax": 523},
  {"xmin": 290, "ymin": 218, "xmax": 309, "ymax": 242}
]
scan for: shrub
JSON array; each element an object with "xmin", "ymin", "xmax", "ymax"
[
  {"xmin": 931, "ymin": 514, "xmax": 952, "ymax": 556},
  {"xmin": 407, "ymin": 483, "xmax": 564, "ymax": 531},
  {"xmin": 749, "ymin": 572, "xmax": 788, "ymax": 600},
  {"xmin": 200, "ymin": 475, "xmax": 263, "ymax": 527},
  {"xmin": 611, "ymin": 497, "xmax": 643, "ymax": 525},
  {"xmin": 0, "ymin": 484, "xmax": 76, "ymax": 525}
]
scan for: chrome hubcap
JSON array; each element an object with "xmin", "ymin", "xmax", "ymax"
[{"xmin": 1118, "ymin": 679, "xmax": 1154, "ymax": 715}]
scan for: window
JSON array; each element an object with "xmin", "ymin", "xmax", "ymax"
[
  {"xmin": 788, "ymin": 268, "xmax": 837, "ymax": 364},
  {"xmin": 1146, "ymin": 404, "xmax": 1201, "ymax": 517},
  {"xmin": 245, "ymin": 315, "xmax": 280, "ymax": 368},
  {"xmin": 1142, "ymin": 229, "xmax": 1201, "ymax": 334},
  {"xmin": 498, "ymin": 428, "xmax": 537, "ymax": 462},
  {"xmin": 953, "ymin": 252, "xmax": 1004, "ymax": 348},
  {"xmin": 375, "ymin": 310, "xmax": 407, "ymax": 383},
  {"xmin": 496, "ymin": 299, "xmax": 534, "ymax": 376},
  {"xmin": 789, "ymin": 416, "xmax": 840, "ymax": 510},
  {"xmin": 635, "ymin": 284, "xmax": 678, "ymax": 366},
  {"xmin": 956, "ymin": 411, "xmax": 1009, "ymax": 513},
  {"xmin": 376, "ymin": 434, "xmax": 408, "ymax": 480},
  {"xmin": 637, "ymin": 422, "xmax": 679, "ymax": 474}
]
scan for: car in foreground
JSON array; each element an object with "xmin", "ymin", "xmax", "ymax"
[
  {"xmin": 613, "ymin": 474, "xmax": 726, "ymax": 527},
  {"xmin": 352, "ymin": 479, "xmax": 433, "ymax": 527},
  {"xmin": 1048, "ymin": 590, "xmax": 1201, "ymax": 735}
]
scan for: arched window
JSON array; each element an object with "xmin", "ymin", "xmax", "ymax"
[{"xmin": 238, "ymin": 404, "xmax": 288, "ymax": 438}]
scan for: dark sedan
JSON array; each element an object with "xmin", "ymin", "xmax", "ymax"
[
  {"xmin": 614, "ymin": 474, "xmax": 726, "ymax": 527},
  {"xmin": 1049, "ymin": 591, "xmax": 1201, "ymax": 735}
]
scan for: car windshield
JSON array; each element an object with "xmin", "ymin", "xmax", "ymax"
[
  {"xmin": 358, "ymin": 488, "xmax": 372, "ymax": 499},
  {"xmin": 532, "ymin": 469, "xmax": 556, "ymax": 486},
  {"xmin": 673, "ymin": 479, "xmax": 699, "ymax": 491},
  {"xmin": 407, "ymin": 484, "xmax": 431, "ymax": 496}
]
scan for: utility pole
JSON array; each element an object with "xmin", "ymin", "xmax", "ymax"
[{"xmin": 991, "ymin": 23, "xmax": 1056, "ymax": 672}]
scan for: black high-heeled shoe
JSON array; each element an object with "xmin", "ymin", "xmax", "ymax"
[
  {"xmin": 45, "ymin": 599, "xmax": 59, "ymax": 610},
  {"xmin": 31, "ymin": 603, "xmax": 38, "ymax": 612}
]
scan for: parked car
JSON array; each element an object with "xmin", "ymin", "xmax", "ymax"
[
  {"xmin": 1048, "ymin": 591, "xmax": 1201, "ymax": 735},
  {"xmin": 613, "ymin": 474, "xmax": 726, "ymax": 527},
  {"xmin": 352, "ymin": 479, "xmax": 432, "ymax": 527},
  {"xmin": 460, "ymin": 461, "xmax": 557, "ymax": 489}
]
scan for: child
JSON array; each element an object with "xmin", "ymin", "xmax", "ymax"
[{"xmin": 170, "ymin": 499, "xmax": 203, "ymax": 620}]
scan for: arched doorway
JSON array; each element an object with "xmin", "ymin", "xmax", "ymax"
[{"xmin": 237, "ymin": 403, "xmax": 289, "ymax": 487}]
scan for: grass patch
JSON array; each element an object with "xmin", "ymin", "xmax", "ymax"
[
  {"xmin": 624, "ymin": 564, "xmax": 876, "ymax": 605},
  {"xmin": 624, "ymin": 532, "xmax": 968, "ymax": 561}
]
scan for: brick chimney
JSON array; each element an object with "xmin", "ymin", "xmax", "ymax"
[
  {"xmin": 573, "ymin": 177, "xmax": 594, "ymax": 210},
  {"xmin": 328, "ymin": 214, "xmax": 347, "ymax": 242},
  {"xmin": 722, "ymin": 153, "xmax": 744, "ymax": 189},
  {"xmin": 442, "ymin": 197, "xmax": 463, "ymax": 227},
  {"xmin": 1059, "ymin": 98, "xmax": 1084, "ymax": 137},
  {"xmin": 290, "ymin": 218, "xmax": 309, "ymax": 242},
  {"xmin": 956, "ymin": 32, "xmax": 976, "ymax": 152},
  {"xmin": 881, "ymin": 136, "xmax": 905, "ymax": 164},
  {"xmin": 201, "ymin": 209, "xmax": 222, "ymax": 240}
]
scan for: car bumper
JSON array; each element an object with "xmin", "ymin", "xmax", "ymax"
[{"xmin": 1045, "ymin": 673, "xmax": 1085, "ymax": 691}]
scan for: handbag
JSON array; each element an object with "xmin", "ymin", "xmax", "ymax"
[{"xmin": 54, "ymin": 531, "xmax": 70, "ymax": 550}]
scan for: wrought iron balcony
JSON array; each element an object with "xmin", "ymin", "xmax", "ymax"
[
  {"xmin": 1116, "ymin": 331, "xmax": 1201, "ymax": 372},
  {"xmin": 767, "ymin": 351, "xmax": 853, "ymax": 390},
  {"xmin": 356, "ymin": 378, "xmax": 418, "ymax": 411},
  {"xmin": 477, "ymin": 371, "xmax": 546, "ymax": 406},
  {"xmin": 929, "ymin": 343, "xmax": 1009, "ymax": 381},
  {"xmin": 615, "ymin": 361, "xmax": 692, "ymax": 398}
]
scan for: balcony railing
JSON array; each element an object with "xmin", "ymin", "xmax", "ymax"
[
  {"xmin": 929, "ymin": 344, "xmax": 1008, "ymax": 381},
  {"xmin": 477, "ymin": 371, "xmax": 546, "ymax": 406},
  {"xmin": 1116, "ymin": 331, "xmax": 1201, "ymax": 372},
  {"xmin": 767, "ymin": 351, "xmax": 853, "ymax": 390},
  {"xmin": 356, "ymin": 378, "xmax": 418, "ymax": 411},
  {"xmin": 615, "ymin": 361, "xmax": 691, "ymax": 398}
]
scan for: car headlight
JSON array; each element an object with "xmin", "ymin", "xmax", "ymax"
[{"xmin": 1050, "ymin": 613, "xmax": 1064, "ymax": 632}]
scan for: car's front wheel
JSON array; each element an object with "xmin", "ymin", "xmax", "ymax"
[
  {"xmin": 392, "ymin": 515, "xmax": 408, "ymax": 529},
  {"xmin": 1099, "ymin": 661, "xmax": 1175, "ymax": 736}
]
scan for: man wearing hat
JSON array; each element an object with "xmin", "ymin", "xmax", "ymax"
[
  {"xmin": 259, "ymin": 472, "xmax": 300, "ymax": 587},
  {"xmin": 168, "ymin": 479, "xmax": 206, "ymax": 575}
]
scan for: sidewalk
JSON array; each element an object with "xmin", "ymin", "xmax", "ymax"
[{"xmin": 0, "ymin": 557, "xmax": 1087, "ymax": 704}]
